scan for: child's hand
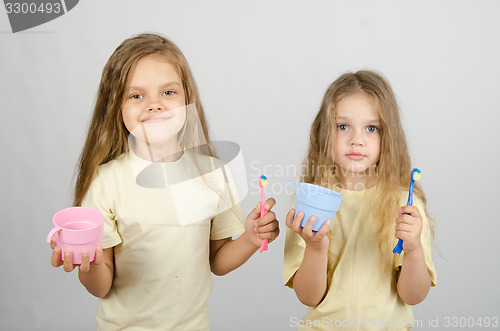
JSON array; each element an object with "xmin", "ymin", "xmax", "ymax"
[
  {"xmin": 285, "ymin": 209, "xmax": 330, "ymax": 251},
  {"xmin": 49, "ymin": 237, "xmax": 104, "ymax": 273},
  {"xmin": 245, "ymin": 198, "xmax": 280, "ymax": 248},
  {"xmin": 395, "ymin": 206, "xmax": 423, "ymax": 254}
]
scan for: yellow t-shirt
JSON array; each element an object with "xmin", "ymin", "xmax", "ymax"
[
  {"xmin": 283, "ymin": 186, "xmax": 436, "ymax": 331},
  {"xmin": 83, "ymin": 150, "xmax": 245, "ymax": 331}
]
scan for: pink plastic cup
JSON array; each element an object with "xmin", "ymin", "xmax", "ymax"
[{"xmin": 46, "ymin": 207, "xmax": 104, "ymax": 264}]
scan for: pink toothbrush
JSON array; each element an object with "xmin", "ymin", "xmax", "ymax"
[{"xmin": 259, "ymin": 175, "xmax": 268, "ymax": 252}]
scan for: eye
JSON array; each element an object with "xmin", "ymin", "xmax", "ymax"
[
  {"xmin": 129, "ymin": 94, "xmax": 142, "ymax": 100},
  {"xmin": 337, "ymin": 124, "xmax": 349, "ymax": 131},
  {"xmin": 163, "ymin": 90, "xmax": 175, "ymax": 96},
  {"xmin": 367, "ymin": 125, "xmax": 378, "ymax": 133}
]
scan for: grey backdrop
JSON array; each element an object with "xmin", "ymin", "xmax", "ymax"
[{"xmin": 1, "ymin": 1, "xmax": 499, "ymax": 330}]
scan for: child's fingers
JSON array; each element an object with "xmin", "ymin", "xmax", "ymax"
[
  {"xmin": 398, "ymin": 205, "xmax": 421, "ymax": 218},
  {"xmin": 395, "ymin": 220, "xmax": 422, "ymax": 242},
  {"xmin": 317, "ymin": 219, "xmax": 331, "ymax": 237},
  {"xmin": 395, "ymin": 222, "xmax": 413, "ymax": 233},
  {"xmin": 269, "ymin": 225, "xmax": 280, "ymax": 242},
  {"xmin": 290, "ymin": 211, "xmax": 304, "ymax": 233},
  {"xmin": 51, "ymin": 246, "xmax": 63, "ymax": 267},
  {"xmin": 62, "ymin": 251, "xmax": 76, "ymax": 272},
  {"xmin": 396, "ymin": 213, "xmax": 422, "ymax": 231},
  {"xmin": 395, "ymin": 214, "xmax": 414, "ymax": 225},
  {"xmin": 93, "ymin": 247, "xmax": 103, "ymax": 265},
  {"xmin": 257, "ymin": 211, "xmax": 276, "ymax": 227},
  {"xmin": 395, "ymin": 229, "xmax": 415, "ymax": 242},
  {"xmin": 301, "ymin": 216, "xmax": 317, "ymax": 236},
  {"xmin": 49, "ymin": 237, "xmax": 57, "ymax": 249},
  {"xmin": 247, "ymin": 202, "xmax": 262, "ymax": 221},
  {"xmin": 264, "ymin": 197, "xmax": 276, "ymax": 211},
  {"xmin": 79, "ymin": 251, "xmax": 90, "ymax": 272},
  {"xmin": 256, "ymin": 218, "xmax": 279, "ymax": 234},
  {"xmin": 258, "ymin": 223, "xmax": 280, "ymax": 241},
  {"xmin": 80, "ymin": 247, "xmax": 103, "ymax": 272},
  {"xmin": 285, "ymin": 209, "xmax": 296, "ymax": 229}
]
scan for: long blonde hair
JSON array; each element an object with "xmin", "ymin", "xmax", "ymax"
[
  {"xmin": 303, "ymin": 70, "xmax": 433, "ymax": 258},
  {"xmin": 74, "ymin": 33, "xmax": 212, "ymax": 206}
]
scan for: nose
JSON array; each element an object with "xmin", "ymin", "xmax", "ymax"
[
  {"xmin": 349, "ymin": 130, "xmax": 364, "ymax": 146},
  {"xmin": 148, "ymin": 104, "xmax": 164, "ymax": 112},
  {"xmin": 147, "ymin": 99, "xmax": 164, "ymax": 112}
]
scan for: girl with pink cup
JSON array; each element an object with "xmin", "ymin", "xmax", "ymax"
[{"xmin": 49, "ymin": 33, "xmax": 279, "ymax": 330}]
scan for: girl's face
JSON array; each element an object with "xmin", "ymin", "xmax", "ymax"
[
  {"xmin": 122, "ymin": 54, "xmax": 186, "ymax": 160},
  {"xmin": 334, "ymin": 92, "xmax": 381, "ymax": 188}
]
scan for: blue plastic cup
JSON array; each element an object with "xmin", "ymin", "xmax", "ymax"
[{"xmin": 286, "ymin": 182, "xmax": 343, "ymax": 232}]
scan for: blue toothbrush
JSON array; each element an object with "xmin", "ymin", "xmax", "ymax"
[{"xmin": 393, "ymin": 168, "xmax": 421, "ymax": 254}]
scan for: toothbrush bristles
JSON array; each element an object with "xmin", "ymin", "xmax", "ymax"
[
  {"xmin": 411, "ymin": 168, "xmax": 421, "ymax": 181},
  {"xmin": 260, "ymin": 175, "xmax": 267, "ymax": 186}
]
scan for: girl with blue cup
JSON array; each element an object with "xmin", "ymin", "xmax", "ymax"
[{"xmin": 284, "ymin": 71, "xmax": 436, "ymax": 330}]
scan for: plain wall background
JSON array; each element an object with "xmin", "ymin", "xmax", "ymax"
[{"xmin": 1, "ymin": 1, "xmax": 499, "ymax": 330}]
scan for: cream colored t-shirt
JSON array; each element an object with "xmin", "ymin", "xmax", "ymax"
[
  {"xmin": 283, "ymin": 186, "xmax": 436, "ymax": 331},
  {"xmin": 82, "ymin": 151, "xmax": 245, "ymax": 330}
]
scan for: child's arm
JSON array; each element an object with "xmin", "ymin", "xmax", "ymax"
[
  {"xmin": 78, "ymin": 248, "xmax": 114, "ymax": 297},
  {"xmin": 285, "ymin": 209, "xmax": 330, "ymax": 307},
  {"xmin": 209, "ymin": 198, "xmax": 279, "ymax": 276},
  {"xmin": 50, "ymin": 241, "xmax": 114, "ymax": 298},
  {"xmin": 395, "ymin": 205, "xmax": 432, "ymax": 305}
]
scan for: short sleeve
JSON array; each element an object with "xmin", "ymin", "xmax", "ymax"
[
  {"xmin": 210, "ymin": 164, "xmax": 245, "ymax": 240},
  {"xmin": 81, "ymin": 168, "xmax": 122, "ymax": 249},
  {"xmin": 283, "ymin": 226, "xmax": 306, "ymax": 288},
  {"xmin": 394, "ymin": 197, "xmax": 437, "ymax": 286},
  {"xmin": 283, "ymin": 198, "xmax": 307, "ymax": 288}
]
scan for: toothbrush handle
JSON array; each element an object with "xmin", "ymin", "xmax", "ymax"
[
  {"xmin": 259, "ymin": 239, "xmax": 268, "ymax": 252},
  {"xmin": 393, "ymin": 239, "xmax": 403, "ymax": 254},
  {"xmin": 260, "ymin": 197, "xmax": 267, "ymax": 216},
  {"xmin": 393, "ymin": 181, "xmax": 414, "ymax": 254},
  {"xmin": 259, "ymin": 190, "xmax": 268, "ymax": 252},
  {"xmin": 259, "ymin": 207, "xmax": 268, "ymax": 252}
]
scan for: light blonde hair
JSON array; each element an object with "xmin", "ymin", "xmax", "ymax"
[
  {"xmin": 303, "ymin": 70, "xmax": 434, "ymax": 265},
  {"xmin": 74, "ymin": 33, "xmax": 212, "ymax": 206}
]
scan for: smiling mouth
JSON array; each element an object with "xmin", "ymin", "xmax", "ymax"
[{"xmin": 142, "ymin": 116, "xmax": 172, "ymax": 124}]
